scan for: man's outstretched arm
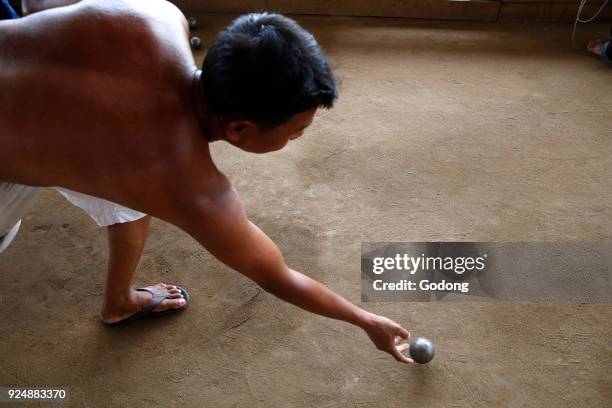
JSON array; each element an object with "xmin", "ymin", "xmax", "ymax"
[{"xmin": 172, "ymin": 180, "xmax": 413, "ymax": 364}]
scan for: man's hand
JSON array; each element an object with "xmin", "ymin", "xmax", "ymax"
[{"xmin": 363, "ymin": 313, "xmax": 414, "ymax": 364}]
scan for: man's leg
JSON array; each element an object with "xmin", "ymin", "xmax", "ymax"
[
  {"xmin": 56, "ymin": 189, "xmax": 187, "ymax": 323},
  {"xmin": 101, "ymin": 215, "xmax": 186, "ymax": 324}
]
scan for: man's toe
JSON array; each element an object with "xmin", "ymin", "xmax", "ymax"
[
  {"xmin": 151, "ymin": 297, "xmax": 185, "ymax": 312},
  {"xmin": 167, "ymin": 298, "xmax": 186, "ymax": 309}
]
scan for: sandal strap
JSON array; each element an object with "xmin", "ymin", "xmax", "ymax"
[{"xmin": 135, "ymin": 287, "xmax": 169, "ymax": 313}]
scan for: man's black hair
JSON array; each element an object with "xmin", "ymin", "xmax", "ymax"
[{"xmin": 201, "ymin": 12, "xmax": 338, "ymax": 129}]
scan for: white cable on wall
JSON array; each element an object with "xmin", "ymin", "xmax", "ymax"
[{"xmin": 572, "ymin": 0, "xmax": 610, "ymax": 48}]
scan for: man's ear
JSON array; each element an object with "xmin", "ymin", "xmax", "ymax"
[{"xmin": 225, "ymin": 120, "xmax": 256, "ymax": 143}]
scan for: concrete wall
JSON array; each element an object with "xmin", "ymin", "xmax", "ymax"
[{"xmin": 171, "ymin": 0, "xmax": 612, "ymax": 23}]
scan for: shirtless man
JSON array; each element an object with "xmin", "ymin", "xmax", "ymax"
[{"xmin": 0, "ymin": 0, "xmax": 414, "ymax": 364}]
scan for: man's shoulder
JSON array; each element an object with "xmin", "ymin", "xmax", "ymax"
[
  {"xmin": 85, "ymin": 0, "xmax": 187, "ymax": 29},
  {"xmin": 152, "ymin": 130, "xmax": 230, "ymax": 199},
  {"xmin": 67, "ymin": 0, "xmax": 190, "ymax": 74},
  {"xmin": 162, "ymin": 155, "xmax": 236, "ymax": 221},
  {"xmin": 110, "ymin": 129, "xmax": 233, "ymax": 220}
]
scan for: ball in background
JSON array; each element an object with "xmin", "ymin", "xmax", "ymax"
[{"xmin": 190, "ymin": 36, "xmax": 202, "ymax": 50}]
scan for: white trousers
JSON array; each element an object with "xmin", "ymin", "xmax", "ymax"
[{"xmin": 0, "ymin": 183, "xmax": 146, "ymax": 253}]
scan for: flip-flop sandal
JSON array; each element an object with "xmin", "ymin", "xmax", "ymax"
[{"xmin": 104, "ymin": 285, "xmax": 191, "ymax": 326}]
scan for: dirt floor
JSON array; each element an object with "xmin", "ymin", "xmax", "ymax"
[{"xmin": 1, "ymin": 14, "xmax": 611, "ymax": 407}]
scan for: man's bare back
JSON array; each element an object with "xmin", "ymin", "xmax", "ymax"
[
  {"xmin": 0, "ymin": 0, "xmax": 217, "ymax": 219},
  {"xmin": 0, "ymin": 1, "xmax": 416, "ymax": 364}
]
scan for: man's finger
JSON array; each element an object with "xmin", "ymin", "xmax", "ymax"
[
  {"xmin": 397, "ymin": 326, "xmax": 410, "ymax": 339},
  {"xmin": 391, "ymin": 348, "xmax": 414, "ymax": 364},
  {"xmin": 396, "ymin": 343, "xmax": 410, "ymax": 353}
]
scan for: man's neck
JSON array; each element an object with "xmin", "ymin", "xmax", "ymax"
[{"xmin": 191, "ymin": 69, "xmax": 222, "ymax": 142}]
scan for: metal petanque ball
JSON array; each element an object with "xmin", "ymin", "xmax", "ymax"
[
  {"xmin": 190, "ymin": 36, "xmax": 202, "ymax": 50},
  {"xmin": 188, "ymin": 16, "xmax": 198, "ymax": 30},
  {"xmin": 409, "ymin": 337, "xmax": 435, "ymax": 364}
]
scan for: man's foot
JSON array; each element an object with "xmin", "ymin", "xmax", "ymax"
[{"xmin": 101, "ymin": 283, "xmax": 188, "ymax": 324}]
